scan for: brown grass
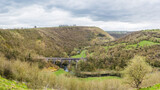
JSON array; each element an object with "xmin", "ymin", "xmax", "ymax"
[
  {"xmin": 141, "ymin": 72, "xmax": 160, "ymax": 88},
  {"xmin": 1, "ymin": 54, "xmax": 160, "ymax": 90}
]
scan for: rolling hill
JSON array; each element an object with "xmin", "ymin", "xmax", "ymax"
[{"xmin": 0, "ymin": 26, "xmax": 114, "ymax": 61}]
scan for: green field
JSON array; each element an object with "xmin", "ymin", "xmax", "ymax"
[
  {"xmin": 140, "ymin": 84, "xmax": 160, "ymax": 90},
  {"xmin": 71, "ymin": 50, "xmax": 87, "ymax": 58},
  {"xmin": 53, "ymin": 69, "xmax": 68, "ymax": 76},
  {"xmin": 104, "ymin": 40, "xmax": 160, "ymax": 50},
  {"xmin": 139, "ymin": 40, "xmax": 160, "ymax": 46},
  {"xmin": 126, "ymin": 40, "xmax": 160, "ymax": 49},
  {"xmin": 79, "ymin": 76, "xmax": 120, "ymax": 81},
  {"xmin": 0, "ymin": 76, "xmax": 27, "ymax": 90}
]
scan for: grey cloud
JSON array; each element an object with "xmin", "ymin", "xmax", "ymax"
[
  {"xmin": 0, "ymin": 0, "xmax": 160, "ymax": 30},
  {"xmin": 44, "ymin": 0, "xmax": 160, "ymax": 22},
  {"xmin": 2, "ymin": 0, "xmax": 160, "ymax": 22}
]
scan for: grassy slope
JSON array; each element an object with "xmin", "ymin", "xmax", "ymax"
[
  {"xmin": 83, "ymin": 30, "xmax": 160, "ymax": 72},
  {"xmin": 0, "ymin": 76, "xmax": 27, "ymax": 90},
  {"xmin": 115, "ymin": 30, "xmax": 160, "ymax": 50},
  {"xmin": 139, "ymin": 40, "xmax": 160, "ymax": 46},
  {"xmin": 108, "ymin": 30, "xmax": 160, "ymax": 51},
  {"xmin": 126, "ymin": 40, "xmax": 160, "ymax": 49},
  {"xmin": 103, "ymin": 40, "xmax": 160, "ymax": 50},
  {"xmin": 0, "ymin": 26, "xmax": 113, "ymax": 61},
  {"xmin": 116, "ymin": 30, "xmax": 160, "ymax": 44},
  {"xmin": 70, "ymin": 39, "xmax": 158, "ymax": 58},
  {"xmin": 114, "ymin": 30, "xmax": 160, "ymax": 47}
]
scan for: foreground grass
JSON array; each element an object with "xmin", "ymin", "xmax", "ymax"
[
  {"xmin": 140, "ymin": 84, "xmax": 160, "ymax": 90},
  {"xmin": 0, "ymin": 76, "xmax": 27, "ymax": 90},
  {"xmin": 1, "ymin": 58, "xmax": 160, "ymax": 90}
]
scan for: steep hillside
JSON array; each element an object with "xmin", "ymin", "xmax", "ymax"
[
  {"xmin": 0, "ymin": 26, "xmax": 113, "ymax": 61},
  {"xmin": 79, "ymin": 30, "xmax": 160, "ymax": 71}
]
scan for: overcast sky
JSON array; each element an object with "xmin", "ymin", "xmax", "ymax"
[{"xmin": 0, "ymin": 0, "xmax": 160, "ymax": 31}]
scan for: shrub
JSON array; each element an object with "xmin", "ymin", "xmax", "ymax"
[
  {"xmin": 123, "ymin": 56, "xmax": 152, "ymax": 89},
  {"xmin": 0, "ymin": 56, "xmax": 56, "ymax": 89}
]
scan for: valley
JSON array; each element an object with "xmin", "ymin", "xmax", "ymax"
[
  {"xmin": 0, "ymin": 27, "xmax": 160, "ymax": 90},
  {"xmin": 1, "ymin": 0, "xmax": 160, "ymax": 89}
]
